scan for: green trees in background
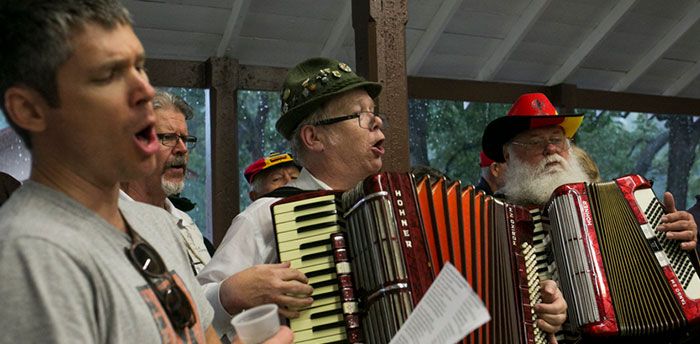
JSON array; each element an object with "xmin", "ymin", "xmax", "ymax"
[
  {"xmin": 409, "ymin": 100, "xmax": 509, "ymax": 184},
  {"xmin": 237, "ymin": 91, "xmax": 289, "ymax": 209}
]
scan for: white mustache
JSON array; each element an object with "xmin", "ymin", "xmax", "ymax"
[{"xmin": 165, "ymin": 155, "xmax": 187, "ymax": 168}]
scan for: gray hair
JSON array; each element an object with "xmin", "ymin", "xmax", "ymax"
[
  {"xmin": 153, "ymin": 90, "xmax": 194, "ymax": 120},
  {"xmin": 0, "ymin": 0, "xmax": 132, "ymax": 147}
]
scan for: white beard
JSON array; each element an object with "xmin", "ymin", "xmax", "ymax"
[
  {"xmin": 161, "ymin": 177, "xmax": 184, "ymax": 197},
  {"xmin": 500, "ymin": 150, "xmax": 590, "ymax": 206}
]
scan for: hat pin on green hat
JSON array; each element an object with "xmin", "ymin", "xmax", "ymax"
[{"xmin": 276, "ymin": 57, "xmax": 382, "ymax": 140}]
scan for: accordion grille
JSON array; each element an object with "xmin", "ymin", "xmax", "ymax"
[{"xmin": 588, "ymin": 182, "xmax": 685, "ymax": 335}]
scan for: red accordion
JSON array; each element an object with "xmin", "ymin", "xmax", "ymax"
[
  {"xmin": 545, "ymin": 174, "xmax": 700, "ymax": 337},
  {"xmin": 271, "ymin": 172, "xmax": 546, "ymax": 343}
]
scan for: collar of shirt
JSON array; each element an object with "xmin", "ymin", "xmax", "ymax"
[{"xmin": 286, "ymin": 167, "xmax": 332, "ymax": 191}]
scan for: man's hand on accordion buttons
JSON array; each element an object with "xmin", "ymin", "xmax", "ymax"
[
  {"xmin": 220, "ymin": 262, "xmax": 314, "ymax": 318},
  {"xmin": 534, "ymin": 279, "xmax": 567, "ymax": 338},
  {"xmin": 657, "ymin": 192, "xmax": 698, "ymax": 251}
]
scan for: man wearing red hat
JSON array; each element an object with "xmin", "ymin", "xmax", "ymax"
[
  {"xmin": 244, "ymin": 152, "xmax": 301, "ymax": 201},
  {"xmin": 482, "ymin": 93, "xmax": 698, "ymax": 341},
  {"xmin": 474, "ymin": 151, "xmax": 506, "ymax": 196},
  {"xmin": 198, "ymin": 57, "xmax": 386, "ymax": 337}
]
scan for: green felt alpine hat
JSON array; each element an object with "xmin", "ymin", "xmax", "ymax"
[{"xmin": 276, "ymin": 57, "xmax": 382, "ymax": 140}]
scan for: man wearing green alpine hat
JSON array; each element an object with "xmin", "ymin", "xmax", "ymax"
[{"xmin": 197, "ymin": 57, "xmax": 387, "ymax": 337}]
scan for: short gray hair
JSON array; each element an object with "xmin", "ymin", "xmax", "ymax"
[
  {"xmin": 0, "ymin": 0, "xmax": 132, "ymax": 148},
  {"xmin": 153, "ymin": 90, "xmax": 194, "ymax": 120}
]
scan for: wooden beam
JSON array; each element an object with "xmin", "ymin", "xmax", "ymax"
[
  {"xmin": 611, "ymin": 2, "xmax": 700, "ymax": 91},
  {"xmin": 321, "ymin": 0, "xmax": 352, "ymax": 57},
  {"xmin": 546, "ymin": 0, "xmax": 635, "ymax": 85},
  {"xmin": 407, "ymin": 0, "xmax": 463, "ymax": 74},
  {"xmin": 238, "ymin": 64, "xmax": 288, "ymax": 91},
  {"xmin": 206, "ymin": 57, "xmax": 239, "ymax": 246},
  {"xmin": 216, "ymin": 0, "xmax": 251, "ymax": 57},
  {"xmin": 408, "ymin": 76, "xmax": 549, "ymax": 103},
  {"xmin": 577, "ymin": 88, "xmax": 700, "ymax": 115},
  {"xmin": 146, "ymin": 58, "xmax": 206, "ymax": 88},
  {"xmin": 476, "ymin": 0, "xmax": 551, "ymax": 80},
  {"xmin": 353, "ymin": 0, "xmax": 411, "ymax": 173},
  {"xmin": 408, "ymin": 76, "xmax": 700, "ymax": 115}
]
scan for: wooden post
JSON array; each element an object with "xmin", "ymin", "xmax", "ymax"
[
  {"xmin": 352, "ymin": 0, "xmax": 411, "ymax": 172},
  {"xmin": 206, "ymin": 57, "xmax": 239, "ymax": 247}
]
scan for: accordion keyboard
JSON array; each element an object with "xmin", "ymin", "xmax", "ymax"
[
  {"xmin": 633, "ymin": 188, "xmax": 700, "ymax": 299},
  {"xmin": 273, "ymin": 194, "xmax": 349, "ymax": 343}
]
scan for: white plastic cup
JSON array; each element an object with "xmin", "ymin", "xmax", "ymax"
[{"xmin": 231, "ymin": 303, "xmax": 281, "ymax": 344}]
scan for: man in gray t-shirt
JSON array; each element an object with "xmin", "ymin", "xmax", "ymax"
[
  {"xmin": 0, "ymin": 1, "xmax": 226, "ymax": 343},
  {"xmin": 0, "ymin": 182, "xmax": 214, "ymax": 343}
]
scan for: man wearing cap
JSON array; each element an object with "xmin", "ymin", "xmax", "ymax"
[
  {"xmin": 481, "ymin": 93, "xmax": 697, "ymax": 341},
  {"xmin": 121, "ymin": 90, "xmax": 211, "ymax": 275},
  {"xmin": 474, "ymin": 151, "xmax": 506, "ymax": 196},
  {"xmin": 197, "ymin": 57, "xmax": 386, "ymax": 336},
  {"xmin": 245, "ymin": 152, "xmax": 301, "ymax": 201}
]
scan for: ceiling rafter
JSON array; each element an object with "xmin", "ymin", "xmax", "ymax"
[
  {"xmin": 476, "ymin": 0, "xmax": 551, "ymax": 81},
  {"xmin": 611, "ymin": 1, "xmax": 700, "ymax": 92},
  {"xmin": 216, "ymin": 0, "xmax": 251, "ymax": 57},
  {"xmin": 546, "ymin": 0, "xmax": 636, "ymax": 86},
  {"xmin": 321, "ymin": 0, "xmax": 352, "ymax": 57},
  {"xmin": 407, "ymin": 0, "xmax": 464, "ymax": 75},
  {"xmin": 664, "ymin": 61, "xmax": 700, "ymax": 96}
]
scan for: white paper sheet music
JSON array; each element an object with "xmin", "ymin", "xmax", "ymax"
[{"xmin": 389, "ymin": 263, "xmax": 491, "ymax": 344}]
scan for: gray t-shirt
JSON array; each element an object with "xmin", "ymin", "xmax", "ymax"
[{"xmin": 0, "ymin": 181, "xmax": 214, "ymax": 343}]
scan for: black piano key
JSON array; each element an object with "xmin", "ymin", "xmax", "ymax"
[
  {"xmin": 313, "ymin": 289, "xmax": 341, "ymax": 301},
  {"xmin": 301, "ymin": 250, "xmax": 333, "ymax": 262},
  {"xmin": 294, "ymin": 199, "xmax": 337, "ymax": 212},
  {"xmin": 295, "ymin": 210, "xmax": 338, "ymax": 223},
  {"xmin": 305, "ymin": 267, "xmax": 336, "ymax": 278},
  {"xmin": 309, "ymin": 307, "xmax": 343, "ymax": 320},
  {"xmin": 312, "ymin": 320, "xmax": 346, "ymax": 333},
  {"xmin": 311, "ymin": 278, "xmax": 339, "ymax": 289},
  {"xmin": 299, "ymin": 238, "xmax": 331, "ymax": 250},
  {"xmin": 297, "ymin": 221, "xmax": 340, "ymax": 234}
]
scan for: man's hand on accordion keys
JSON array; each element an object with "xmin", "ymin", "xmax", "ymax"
[
  {"xmin": 657, "ymin": 192, "xmax": 698, "ymax": 251},
  {"xmin": 534, "ymin": 279, "xmax": 567, "ymax": 343},
  {"xmin": 219, "ymin": 261, "xmax": 314, "ymax": 318}
]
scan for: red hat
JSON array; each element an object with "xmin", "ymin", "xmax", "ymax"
[
  {"xmin": 481, "ymin": 93, "xmax": 583, "ymax": 162},
  {"xmin": 244, "ymin": 152, "xmax": 298, "ymax": 184},
  {"xmin": 479, "ymin": 151, "xmax": 494, "ymax": 167}
]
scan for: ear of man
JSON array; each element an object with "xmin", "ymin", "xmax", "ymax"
[
  {"xmin": 3, "ymin": 86, "xmax": 49, "ymax": 134},
  {"xmin": 299, "ymin": 124, "xmax": 326, "ymax": 152},
  {"xmin": 490, "ymin": 162, "xmax": 503, "ymax": 178}
]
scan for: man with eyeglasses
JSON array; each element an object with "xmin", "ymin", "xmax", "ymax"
[
  {"xmin": 0, "ymin": 1, "xmax": 293, "ymax": 343},
  {"xmin": 198, "ymin": 57, "xmax": 386, "ymax": 337},
  {"xmin": 121, "ymin": 90, "xmax": 211, "ymax": 275},
  {"xmin": 481, "ymin": 93, "xmax": 697, "ymax": 342}
]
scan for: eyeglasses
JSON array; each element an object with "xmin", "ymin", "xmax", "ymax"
[
  {"xmin": 510, "ymin": 136, "xmax": 571, "ymax": 152},
  {"xmin": 312, "ymin": 111, "xmax": 388, "ymax": 130},
  {"xmin": 125, "ymin": 228, "xmax": 195, "ymax": 330},
  {"xmin": 157, "ymin": 133, "xmax": 197, "ymax": 149}
]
